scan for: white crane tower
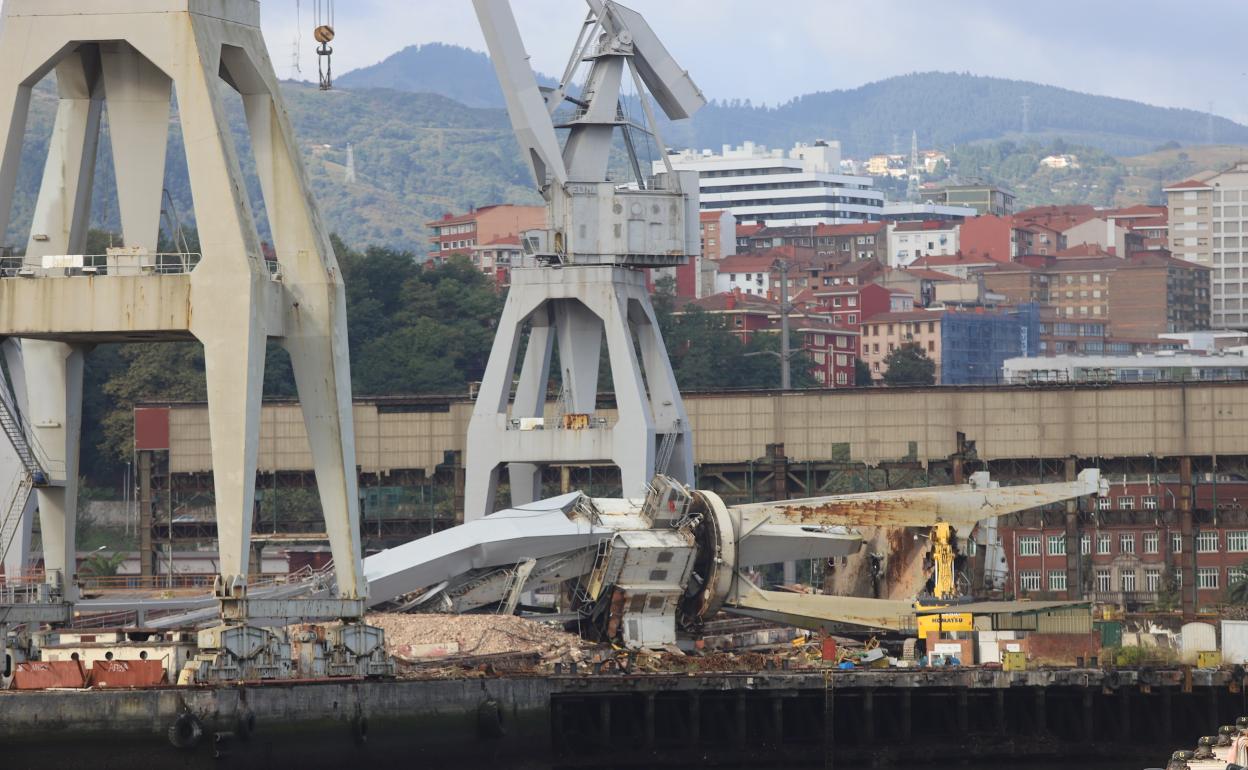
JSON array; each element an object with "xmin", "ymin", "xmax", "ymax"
[
  {"xmin": 465, "ymin": 0, "xmax": 705, "ymax": 520},
  {"xmin": 0, "ymin": 0, "xmax": 390, "ymax": 679}
]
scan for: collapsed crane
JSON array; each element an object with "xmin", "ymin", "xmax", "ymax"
[{"xmin": 365, "ymin": 471, "xmax": 1106, "ymax": 648}]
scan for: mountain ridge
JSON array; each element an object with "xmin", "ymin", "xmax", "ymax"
[{"xmin": 336, "ymin": 44, "xmax": 1248, "ymax": 157}]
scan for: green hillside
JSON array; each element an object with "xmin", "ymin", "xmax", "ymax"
[
  {"xmin": 5, "ymin": 80, "xmax": 537, "ymax": 252},
  {"xmin": 328, "ymin": 45, "xmax": 1248, "ymax": 157}
]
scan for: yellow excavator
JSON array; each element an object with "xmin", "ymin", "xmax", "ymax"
[{"xmin": 915, "ymin": 521, "xmax": 973, "ymax": 641}]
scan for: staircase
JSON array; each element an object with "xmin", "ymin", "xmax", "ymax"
[
  {"xmin": 655, "ymin": 425, "xmax": 680, "ymax": 476},
  {"xmin": 0, "ymin": 471, "xmax": 33, "ymax": 568},
  {"xmin": 497, "ymin": 558, "xmax": 536, "ymax": 616},
  {"xmin": 0, "ymin": 387, "xmax": 48, "ymax": 485}
]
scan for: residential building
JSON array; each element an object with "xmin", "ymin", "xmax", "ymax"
[
  {"xmin": 797, "ymin": 321, "xmax": 861, "ymax": 387},
  {"xmin": 920, "ymin": 183, "xmax": 1015, "ymax": 216},
  {"xmin": 876, "ymin": 266, "xmax": 963, "ymax": 308},
  {"xmin": 661, "ymin": 140, "xmax": 885, "ymax": 226},
  {"xmin": 679, "ymin": 291, "xmax": 778, "ymax": 341},
  {"xmin": 714, "ymin": 252, "xmax": 779, "ymax": 296},
  {"xmin": 815, "ymin": 258, "xmax": 886, "ymax": 291},
  {"xmin": 906, "ymin": 252, "xmax": 1003, "ymax": 280},
  {"xmin": 959, "ymin": 214, "xmax": 1052, "ymax": 262},
  {"xmin": 426, "ymin": 204, "xmax": 546, "ymax": 262},
  {"xmin": 700, "ymin": 210, "xmax": 736, "ymax": 262},
  {"xmin": 739, "ymin": 222, "xmax": 888, "ymax": 264},
  {"xmin": 1165, "ymin": 166, "xmax": 1248, "ymax": 327},
  {"xmin": 812, "ymin": 282, "xmax": 910, "ymax": 328},
  {"xmin": 859, "ymin": 309, "xmax": 943, "ymax": 381},
  {"xmin": 859, "ymin": 305, "xmax": 1038, "ymax": 384},
  {"xmin": 983, "ymin": 253, "xmax": 1211, "ymax": 338},
  {"xmin": 888, "ymin": 220, "xmax": 959, "ymax": 267},
  {"xmin": 470, "ymin": 236, "xmax": 522, "ymax": 288}
]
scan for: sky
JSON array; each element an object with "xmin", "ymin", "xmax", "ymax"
[{"xmin": 263, "ymin": 1, "xmax": 1248, "ymax": 122}]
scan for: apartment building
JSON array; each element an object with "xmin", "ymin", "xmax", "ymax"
[
  {"xmin": 661, "ymin": 140, "xmax": 885, "ymax": 226},
  {"xmin": 982, "ymin": 254, "xmax": 1211, "ymax": 338},
  {"xmin": 427, "ymin": 204, "xmax": 546, "ymax": 262},
  {"xmin": 1165, "ymin": 168, "xmax": 1248, "ymax": 327},
  {"xmin": 920, "ymin": 183, "xmax": 1015, "ymax": 216},
  {"xmin": 739, "ymin": 222, "xmax": 887, "ymax": 264},
  {"xmin": 888, "ymin": 220, "xmax": 959, "ymax": 267},
  {"xmin": 860, "ymin": 306, "xmax": 1039, "ymax": 385}
]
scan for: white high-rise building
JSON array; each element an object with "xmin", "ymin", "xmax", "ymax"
[
  {"xmin": 658, "ymin": 140, "xmax": 885, "ymax": 227},
  {"xmin": 1166, "ymin": 163, "xmax": 1248, "ymax": 328}
]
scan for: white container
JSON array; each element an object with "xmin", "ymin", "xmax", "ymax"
[
  {"xmin": 1180, "ymin": 621, "xmax": 1218, "ymax": 664},
  {"xmin": 1222, "ymin": 620, "xmax": 1248, "ymax": 664}
]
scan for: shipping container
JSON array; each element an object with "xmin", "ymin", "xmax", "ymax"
[
  {"xmin": 89, "ymin": 659, "xmax": 167, "ymax": 688},
  {"xmin": 12, "ymin": 660, "xmax": 86, "ymax": 689}
]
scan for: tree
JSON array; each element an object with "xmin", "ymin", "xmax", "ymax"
[
  {"xmin": 882, "ymin": 342, "xmax": 936, "ymax": 386},
  {"xmin": 1229, "ymin": 561, "xmax": 1248, "ymax": 605},
  {"xmin": 80, "ymin": 550, "xmax": 128, "ymax": 577},
  {"xmin": 853, "ymin": 357, "xmax": 873, "ymax": 386}
]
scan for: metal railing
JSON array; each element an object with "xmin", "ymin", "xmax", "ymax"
[{"xmin": 0, "ymin": 252, "xmax": 202, "ymax": 277}]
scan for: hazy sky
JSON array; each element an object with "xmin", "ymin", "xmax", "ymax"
[{"xmin": 260, "ymin": 1, "xmax": 1248, "ymax": 122}]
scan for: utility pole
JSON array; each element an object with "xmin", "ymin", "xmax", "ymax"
[{"xmin": 778, "ymin": 259, "xmax": 791, "ymax": 390}]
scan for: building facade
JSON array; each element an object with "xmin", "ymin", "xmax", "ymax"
[
  {"xmin": 427, "ymin": 204, "xmax": 546, "ymax": 262},
  {"xmin": 921, "ymin": 183, "xmax": 1015, "ymax": 216},
  {"xmin": 1165, "ymin": 169, "xmax": 1248, "ymax": 327},
  {"xmin": 888, "ymin": 220, "xmax": 960, "ymax": 267},
  {"xmin": 662, "ymin": 141, "xmax": 885, "ymax": 226}
]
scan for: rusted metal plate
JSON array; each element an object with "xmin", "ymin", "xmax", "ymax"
[
  {"xmin": 732, "ymin": 471, "xmax": 1102, "ymax": 530},
  {"xmin": 89, "ymin": 660, "xmax": 167, "ymax": 688},
  {"xmin": 12, "ymin": 660, "xmax": 87, "ymax": 689}
]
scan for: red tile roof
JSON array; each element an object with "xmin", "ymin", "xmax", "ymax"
[
  {"xmin": 812, "ymin": 222, "xmax": 887, "ymax": 237},
  {"xmin": 717, "ymin": 252, "xmax": 780, "ymax": 272},
  {"xmin": 1056, "ymin": 243, "xmax": 1115, "ymax": 258},
  {"xmin": 700, "ymin": 210, "xmax": 726, "ymax": 222},
  {"xmin": 891, "ymin": 219, "xmax": 958, "ymax": 232},
  {"xmin": 896, "ymin": 267, "xmax": 962, "ymax": 281},
  {"xmin": 909, "ymin": 252, "xmax": 1004, "ymax": 267},
  {"xmin": 862, "ymin": 310, "xmax": 943, "ymax": 324},
  {"xmin": 686, "ymin": 291, "xmax": 779, "ymax": 313},
  {"xmin": 736, "ymin": 224, "xmax": 765, "ymax": 237},
  {"xmin": 1163, "ymin": 179, "xmax": 1213, "ymax": 191}
]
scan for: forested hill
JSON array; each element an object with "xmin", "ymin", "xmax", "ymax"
[
  {"xmin": 336, "ymin": 43, "xmax": 558, "ymax": 108},
  {"xmin": 335, "ymin": 45, "xmax": 1248, "ymax": 157}
]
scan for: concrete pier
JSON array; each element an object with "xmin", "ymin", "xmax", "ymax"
[{"xmin": 2, "ymin": 667, "xmax": 1244, "ymax": 767}]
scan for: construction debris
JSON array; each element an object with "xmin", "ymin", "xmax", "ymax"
[{"xmin": 366, "ymin": 613, "xmax": 593, "ymax": 665}]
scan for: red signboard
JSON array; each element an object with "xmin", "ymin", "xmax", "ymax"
[{"xmin": 133, "ymin": 407, "xmax": 170, "ymax": 450}]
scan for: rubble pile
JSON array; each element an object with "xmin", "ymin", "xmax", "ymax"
[{"xmin": 368, "ymin": 612, "xmax": 594, "ymax": 668}]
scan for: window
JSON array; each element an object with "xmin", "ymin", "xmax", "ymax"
[
  {"xmin": 1117, "ymin": 496, "xmax": 1134, "ymax": 510},
  {"xmin": 835, "ymin": 371, "xmax": 847, "ymax": 385},
  {"xmin": 1229, "ymin": 531, "xmax": 1248, "ymax": 553},
  {"xmin": 1197, "ymin": 531, "xmax": 1219, "ymax": 553},
  {"xmin": 1197, "ymin": 567, "xmax": 1219, "ymax": 590},
  {"xmin": 1231, "ymin": 567, "xmax": 1248, "ymax": 587},
  {"xmin": 1120, "ymin": 570, "xmax": 1137, "ymax": 592},
  {"xmin": 1119, "ymin": 533, "xmax": 1135, "ymax": 554},
  {"xmin": 1142, "ymin": 495, "xmax": 1158, "ymax": 510},
  {"xmin": 1144, "ymin": 532, "xmax": 1159, "ymax": 554},
  {"xmin": 1019, "ymin": 535, "xmax": 1041, "ymax": 556},
  {"xmin": 1047, "ymin": 535, "xmax": 1066, "ymax": 556},
  {"xmin": 1019, "ymin": 570, "xmax": 1042, "ymax": 592},
  {"xmin": 1096, "ymin": 568, "xmax": 1111, "ymax": 592},
  {"xmin": 1172, "ymin": 533, "xmax": 1183, "ymax": 554},
  {"xmin": 1145, "ymin": 568, "xmax": 1162, "ymax": 592},
  {"xmin": 1097, "ymin": 496, "xmax": 1111, "ymax": 511},
  {"xmin": 1096, "ymin": 532, "xmax": 1110, "ymax": 555},
  {"xmin": 847, "ymin": 314, "xmax": 856, "ymax": 324},
  {"xmin": 1080, "ymin": 534, "xmax": 1091, "ymax": 555},
  {"xmin": 1048, "ymin": 571, "xmax": 1067, "ymax": 592}
]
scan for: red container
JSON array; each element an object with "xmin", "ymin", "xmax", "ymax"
[
  {"xmin": 12, "ymin": 660, "xmax": 87, "ymax": 689},
  {"xmin": 90, "ymin": 660, "xmax": 168, "ymax": 688},
  {"xmin": 821, "ymin": 637, "xmax": 838, "ymax": 661}
]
